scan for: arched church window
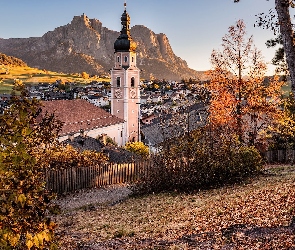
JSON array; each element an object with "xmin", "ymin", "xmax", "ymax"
[
  {"xmin": 117, "ymin": 56, "xmax": 120, "ymax": 63},
  {"xmin": 117, "ymin": 77, "xmax": 121, "ymax": 87},
  {"xmin": 132, "ymin": 57, "xmax": 134, "ymax": 62},
  {"xmin": 124, "ymin": 56, "xmax": 128, "ymax": 63},
  {"xmin": 131, "ymin": 77, "xmax": 135, "ymax": 87}
]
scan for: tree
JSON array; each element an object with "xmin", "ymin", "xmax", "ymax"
[
  {"xmin": 81, "ymin": 71, "xmax": 89, "ymax": 79},
  {"xmin": 0, "ymin": 95, "xmax": 62, "ymax": 249},
  {"xmin": 235, "ymin": 0, "xmax": 295, "ymax": 97},
  {"xmin": 13, "ymin": 79, "xmax": 24, "ymax": 91},
  {"xmin": 270, "ymin": 93, "xmax": 295, "ymax": 149},
  {"xmin": 265, "ymin": 35, "xmax": 288, "ymax": 75},
  {"xmin": 207, "ymin": 20, "xmax": 284, "ymax": 148},
  {"xmin": 275, "ymin": 0, "xmax": 295, "ymax": 94}
]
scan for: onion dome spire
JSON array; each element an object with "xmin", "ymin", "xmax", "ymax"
[{"xmin": 114, "ymin": 2, "xmax": 137, "ymax": 52}]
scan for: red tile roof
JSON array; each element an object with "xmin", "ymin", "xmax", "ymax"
[{"xmin": 41, "ymin": 99, "xmax": 124, "ymax": 136}]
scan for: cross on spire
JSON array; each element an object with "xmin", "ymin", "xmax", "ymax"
[{"xmin": 124, "ymin": 0, "xmax": 127, "ymax": 10}]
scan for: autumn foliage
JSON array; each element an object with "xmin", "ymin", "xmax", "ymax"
[
  {"xmin": 44, "ymin": 144, "xmax": 108, "ymax": 170},
  {"xmin": 207, "ymin": 20, "xmax": 284, "ymax": 149},
  {"xmin": 0, "ymin": 96, "xmax": 62, "ymax": 249},
  {"xmin": 125, "ymin": 142, "xmax": 149, "ymax": 159},
  {"xmin": 134, "ymin": 127, "xmax": 263, "ymax": 194}
]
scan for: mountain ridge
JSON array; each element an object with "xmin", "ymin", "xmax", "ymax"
[{"xmin": 0, "ymin": 14, "xmax": 205, "ymax": 80}]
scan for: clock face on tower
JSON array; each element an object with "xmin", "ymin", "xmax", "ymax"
[
  {"xmin": 130, "ymin": 89, "xmax": 136, "ymax": 98},
  {"xmin": 115, "ymin": 89, "xmax": 122, "ymax": 98}
]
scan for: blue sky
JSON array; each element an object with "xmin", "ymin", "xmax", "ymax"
[{"xmin": 0, "ymin": 0, "xmax": 283, "ymax": 75}]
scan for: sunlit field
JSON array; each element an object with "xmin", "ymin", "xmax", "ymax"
[{"xmin": 0, "ymin": 66, "xmax": 110, "ymax": 94}]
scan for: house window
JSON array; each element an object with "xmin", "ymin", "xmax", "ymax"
[
  {"xmin": 131, "ymin": 77, "xmax": 135, "ymax": 87},
  {"xmin": 124, "ymin": 56, "xmax": 128, "ymax": 62},
  {"xmin": 116, "ymin": 77, "xmax": 120, "ymax": 87}
]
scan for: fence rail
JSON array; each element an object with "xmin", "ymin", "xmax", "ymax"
[{"xmin": 45, "ymin": 161, "xmax": 151, "ymax": 194}]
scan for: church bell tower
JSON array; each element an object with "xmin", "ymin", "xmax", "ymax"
[{"xmin": 111, "ymin": 3, "xmax": 140, "ymax": 145}]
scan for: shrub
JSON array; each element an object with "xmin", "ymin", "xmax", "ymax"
[
  {"xmin": 44, "ymin": 144, "xmax": 108, "ymax": 169},
  {"xmin": 133, "ymin": 128, "xmax": 263, "ymax": 194},
  {"xmin": 125, "ymin": 141, "xmax": 149, "ymax": 159},
  {"xmin": 0, "ymin": 95, "xmax": 62, "ymax": 249}
]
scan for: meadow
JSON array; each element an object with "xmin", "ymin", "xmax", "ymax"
[
  {"xmin": 52, "ymin": 165, "xmax": 295, "ymax": 249},
  {"xmin": 0, "ymin": 66, "xmax": 110, "ymax": 94}
]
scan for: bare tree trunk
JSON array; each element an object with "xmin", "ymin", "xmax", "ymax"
[{"xmin": 275, "ymin": 0, "xmax": 295, "ymax": 96}]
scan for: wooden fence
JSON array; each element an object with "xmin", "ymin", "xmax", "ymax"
[
  {"xmin": 45, "ymin": 161, "xmax": 151, "ymax": 194},
  {"xmin": 46, "ymin": 150, "xmax": 295, "ymax": 194},
  {"xmin": 264, "ymin": 149, "xmax": 295, "ymax": 164}
]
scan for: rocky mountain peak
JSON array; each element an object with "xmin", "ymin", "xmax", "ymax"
[{"xmin": 0, "ymin": 14, "xmax": 204, "ymax": 80}]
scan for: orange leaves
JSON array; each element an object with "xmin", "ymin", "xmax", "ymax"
[
  {"xmin": 209, "ymin": 90, "xmax": 237, "ymax": 126},
  {"xmin": 208, "ymin": 20, "xmax": 284, "ymax": 146}
]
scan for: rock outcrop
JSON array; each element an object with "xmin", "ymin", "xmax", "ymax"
[{"xmin": 0, "ymin": 14, "xmax": 204, "ymax": 80}]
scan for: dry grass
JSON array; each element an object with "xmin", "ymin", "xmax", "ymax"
[
  {"xmin": 52, "ymin": 165, "xmax": 295, "ymax": 249},
  {"xmin": 0, "ymin": 66, "xmax": 110, "ymax": 94}
]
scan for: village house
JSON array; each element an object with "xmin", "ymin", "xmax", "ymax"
[
  {"xmin": 141, "ymin": 113, "xmax": 158, "ymax": 125},
  {"xmin": 81, "ymin": 94, "xmax": 110, "ymax": 107},
  {"xmin": 151, "ymin": 93, "xmax": 163, "ymax": 104},
  {"xmin": 41, "ymin": 99, "xmax": 125, "ymax": 146}
]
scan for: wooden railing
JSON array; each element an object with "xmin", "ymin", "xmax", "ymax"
[
  {"xmin": 45, "ymin": 161, "xmax": 151, "ymax": 194},
  {"xmin": 264, "ymin": 149, "xmax": 295, "ymax": 164}
]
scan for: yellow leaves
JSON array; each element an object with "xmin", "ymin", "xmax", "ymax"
[
  {"xmin": 125, "ymin": 142, "xmax": 149, "ymax": 158},
  {"xmin": 26, "ymin": 239, "xmax": 34, "ymax": 249},
  {"xmin": 17, "ymin": 193, "xmax": 26, "ymax": 208},
  {"xmin": 8, "ymin": 233, "xmax": 19, "ymax": 247},
  {"xmin": 26, "ymin": 230, "xmax": 51, "ymax": 249},
  {"xmin": 33, "ymin": 234, "xmax": 40, "ymax": 248},
  {"xmin": 2, "ymin": 231, "xmax": 20, "ymax": 247},
  {"xmin": 26, "ymin": 232, "xmax": 34, "ymax": 249},
  {"xmin": 44, "ymin": 144, "xmax": 108, "ymax": 169}
]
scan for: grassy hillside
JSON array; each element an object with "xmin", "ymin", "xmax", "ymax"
[
  {"xmin": 0, "ymin": 65, "xmax": 110, "ymax": 94},
  {"xmin": 52, "ymin": 165, "xmax": 295, "ymax": 249}
]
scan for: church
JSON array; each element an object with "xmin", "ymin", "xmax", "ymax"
[
  {"xmin": 111, "ymin": 2, "xmax": 140, "ymax": 144},
  {"xmin": 41, "ymin": 3, "xmax": 140, "ymax": 147}
]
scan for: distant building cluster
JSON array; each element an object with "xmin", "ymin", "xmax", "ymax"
[{"xmin": 0, "ymin": 4, "xmax": 210, "ymax": 154}]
